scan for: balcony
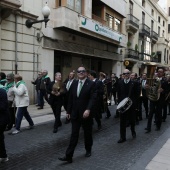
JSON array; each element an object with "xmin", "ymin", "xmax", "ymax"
[
  {"xmin": 151, "ymin": 31, "xmax": 158, "ymax": 43},
  {"xmin": 139, "ymin": 24, "xmax": 150, "ymax": 37},
  {"xmin": 139, "ymin": 53, "xmax": 151, "ymax": 61},
  {"xmin": 125, "ymin": 49, "xmax": 139, "ymax": 60},
  {"xmin": 92, "ymin": 14, "xmax": 106, "ymax": 25},
  {"xmin": 53, "ymin": 7, "xmax": 127, "ymax": 47},
  {"xmin": 126, "ymin": 14, "xmax": 139, "ymax": 34}
]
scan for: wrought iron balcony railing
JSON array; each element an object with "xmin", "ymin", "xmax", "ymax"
[{"xmin": 126, "ymin": 14, "xmax": 139, "ymax": 28}]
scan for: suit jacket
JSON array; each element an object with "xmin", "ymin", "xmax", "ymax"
[
  {"xmin": 67, "ymin": 79, "xmax": 96, "ymax": 119},
  {"xmin": 117, "ymin": 79, "xmax": 138, "ymax": 106},
  {"xmin": 48, "ymin": 81, "xmax": 66, "ymax": 105}
]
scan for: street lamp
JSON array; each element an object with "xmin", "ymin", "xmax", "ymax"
[{"xmin": 25, "ymin": 2, "xmax": 50, "ymax": 28}]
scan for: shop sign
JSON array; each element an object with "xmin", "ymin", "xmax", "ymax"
[{"xmin": 80, "ymin": 16, "xmax": 122, "ymax": 42}]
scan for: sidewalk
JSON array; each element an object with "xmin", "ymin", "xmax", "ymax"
[{"xmin": 21, "ymin": 104, "xmax": 66, "ymax": 128}]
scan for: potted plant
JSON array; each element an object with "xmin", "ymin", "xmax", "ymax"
[
  {"xmin": 135, "ymin": 44, "xmax": 138, "ymax": 51},
  {"xmin": 127, "ymin": 41, "xmax": 131, "ymax": 48}
]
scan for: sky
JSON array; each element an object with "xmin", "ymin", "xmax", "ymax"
[{"xmin": 158, "ymin": 0, "xmax": 167, "ymax": 13}]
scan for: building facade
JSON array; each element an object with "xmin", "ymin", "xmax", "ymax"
[{"xmin": 124, "ymin": 0, "xmax": 170, "ymax": 76}]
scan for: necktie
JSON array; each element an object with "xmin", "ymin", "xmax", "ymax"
[
  {"xmin": 66, "ymin": 80, "xmax": 71, "ymax": 91},
  {"xmin": 77, "ymin": 81, "xmax": 83, "ymax": 97}
]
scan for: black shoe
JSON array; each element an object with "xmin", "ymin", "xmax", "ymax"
[
  {"xmin": 58, "ymin": 156, "xmax": 72, "ymax": 163},
  {"xmin": 162, "ymin": 119, "xmax": 166, "ymax": 122},
  {"xmin": 132, "ymin": 131, "xmax": 136, "ymax": 138},
  {"xmin": 53, "ymin": 128, "xmax": 58, "ymax": 133},
  {"xmin": 145, "ymin": 128, "xmax": 149, "ymax": 130},
  {"xmin": 136, "ymin": 121, "xmax": 139, "ymax": 125},
  {"xmin": 145, "ymin": 129, "xmax": 151, "ymax": 133},
  {"xmin": 37, "ymin": 107, "xmax": 43, "ymax": 110},
  {"xmin": 155, "ymin": 127, "xmax": 160, "ymax": 131},
  {"xmin": 117, "ymin": 138, "xmax": 126, "ymax": 143},
  {"xmin": 168, "ymin": 113, "xmax": 170, "ymax": 115},
  {"xmin": 85, "ymin": 151, "xmax": 91, "ymax": 157}
]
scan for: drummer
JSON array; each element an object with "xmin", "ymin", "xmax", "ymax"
[{"xmin": 117, "ymin": 69, "xmax": 139, "ymax": 143}]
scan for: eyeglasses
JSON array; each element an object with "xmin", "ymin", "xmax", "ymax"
[
  {"xmin": 77, "ymin": 70, "xmax": 86, "ymax": 73},
  {"xmin": 123, "ymin": 73, "xmax": 129, "ymax": 75}
]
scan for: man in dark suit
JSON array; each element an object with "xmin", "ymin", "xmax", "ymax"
[
  {"xmin": 63, "ymin": 71, "xmax": 76, "ymax": 124},
  {"xmin": 139, "ymin": 73, "xmax": 148, "ymax": 120},
  {"xmin": 58, "ymin": 66, "xmax": 96, "ymax": 163},
  {"xmin": 117, "ymin": 69, "xmax": 138, "ymax": 143},
  {"xmin": 88, "ymin": 70, "xmax": 104, "ymax": 130},
  {"xmin": 0, "ymin": 88, "xmax": 10, "ymax": 162},
  {"xmin": 145, "ymin": 68, "xmax": 168, "ymax": 133}
]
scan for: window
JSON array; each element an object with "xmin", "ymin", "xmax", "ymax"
[
  {"xmin": 142, "ymin": 0, "xmax": 145, "ymax": 7},
  {"xmin": 158, "ymin": 16, "xmax": 160, "ymax": 23},
  {"xmin": 162, "ymin": 30, "xmax": 165, "ymax": 37},
  {"xmin": 151, "ymin": 9, "xmax": 154, "ymax": 16},
  {"xmin": 158, "ymin": 26, "xmax": 160, "ymax": 37},
  {"xmin": 142, "ymin": 12, "xmax": 145, "ymax": 24},
  {"xmin": 115, "ymin": 18, "xmax": 121, "ymax": 32},
  {"xmin": 66, "ymin": 0, "xmax": 82, "ymax": 13},
  {"xmin": 56, "ymin": 0, "xmax": 62, "ymax": 7},
  {"xmin": 168, "ymin": 24, "xmax": 170, "ymax": 33},
  {"xmin": 129, "ymin": 1, "xmax": 133, "ymax": 15},
  {"xmin": 106, "ymin": 13, "xmax": 114, "ymax": 29},
  {"xmin": 163, "ymin": 20, "xmax": 165, "ymax": 27},
  {"xmin": 151, "ymin": 20, "xmax": 154, "ymax": 31}
]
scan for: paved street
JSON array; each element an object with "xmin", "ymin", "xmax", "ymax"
[{"xmin": 1, "ymin": 105, "xmax": 170, "ymax": 170}]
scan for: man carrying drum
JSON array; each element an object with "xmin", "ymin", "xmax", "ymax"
[{"xmin": 117, "ymin": 69, "xmax": 138, "ymax": 143}]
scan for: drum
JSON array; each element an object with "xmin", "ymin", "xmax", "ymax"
[{"xmin": 117, "ymin": 97, "xmax": 132, "ymax": 114}]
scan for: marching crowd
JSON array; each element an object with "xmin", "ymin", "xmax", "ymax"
[{"xmin": 0, "ymin": 66, "xmax": 170, "ymax": 163}]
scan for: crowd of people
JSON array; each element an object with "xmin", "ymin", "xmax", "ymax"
[{"xmin": 0, "ymin": 66, "xmax": 170, "ymax": 163}]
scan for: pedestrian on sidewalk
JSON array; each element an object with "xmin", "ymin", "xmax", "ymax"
[
  {"xmin": 38, "ymin": 70, "xmax": 51, "ymax": 110},
  {"xmin": 48, "ymin": 72, "xmax": 66, "ymax": 133},
  {"xmin": 12, "ymin": 74, "xmax": 34, "ymax": 134},
  {"xmin": 58, "ymin": 66, "xmax": 97, "ymax": 163},
  {"xmin": 0, "ymin": 88, "xmax": 10, "ymax": 163},
  {"xmin": 31, "ymin": 72, "xmax": 42, "ymax": 107},
  {"xmin": 4, "ymin": 73, "xmax": 16, "ymax": 131}
]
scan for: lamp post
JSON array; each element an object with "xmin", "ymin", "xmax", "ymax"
[{"xmin": 25, "ymin": 2, "xmax": 50, "ymax": 28}]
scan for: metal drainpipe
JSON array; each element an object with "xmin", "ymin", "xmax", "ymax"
[{"xmin": 15, "ymin": 14, "xmax": 18, "ymax": 74}]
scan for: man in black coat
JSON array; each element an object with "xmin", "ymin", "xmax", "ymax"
[
  {"xmin": 139, "ymin": 73, "xmax": 148, "ymax": 120},
  {"xmin": 38, "ymin": 70, "xmax": 51, "ymax": 109},
  {"xmin": 88, "ymin": 70, "xmax": 104, "ymax": 130},
  {"xmin": 58, "ymin": 66, "xmax": 96, "ymax": 163},
  {"xmin": 117, "ymin": 69, "xmax": 138, "ymax": 143},
  {"xmin": 145, "ymin": 68, "xmax": 168, "ymax": 133},
  {"xmin": 0, "ymin": 88, "xmax": 10, "ymax": 162}
]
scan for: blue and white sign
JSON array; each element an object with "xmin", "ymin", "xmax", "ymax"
[{"xmin": 80, "ymin": 16, "xmax": 122, "ymax": 42}]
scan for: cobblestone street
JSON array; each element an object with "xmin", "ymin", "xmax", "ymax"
[{"xmin": 1, "ymin": 105, "xmax": 170, "ymax": 170}]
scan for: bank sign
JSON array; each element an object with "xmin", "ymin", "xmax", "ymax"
[{"xmin": 80, "ymin": 16, "xmax": 122, "ymax": 42}]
